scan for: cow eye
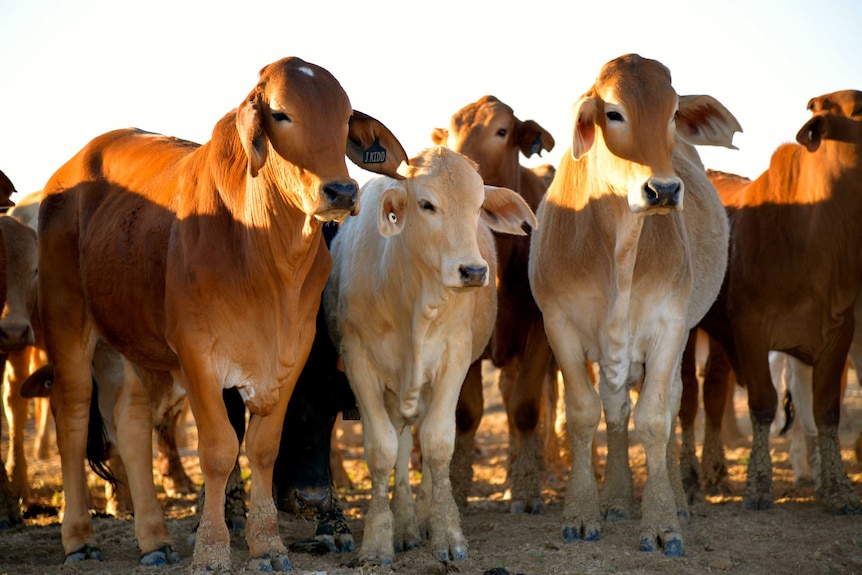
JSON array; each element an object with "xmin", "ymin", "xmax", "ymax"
[
  {"xmin": 272, "ymin": 111, "xmax": 291, "ymax": 123},
  {"xmin": 496, "ymin": 128, "xmax": 508, "ymax": 137},
  {"xmin": 419, "ymin": 199, "xmax": 436, "ymax": 212},
  {"xmin": 606, "ymin": 110, "xmax": 624, "ymax": 122}
]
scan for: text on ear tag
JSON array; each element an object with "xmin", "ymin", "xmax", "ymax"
[{"xmin": 363, "ymin": 138, "xmax": 387, "ymax": 164}]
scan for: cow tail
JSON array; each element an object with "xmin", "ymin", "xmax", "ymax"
[
  {"xmin": 778, "ymin": 389, "xmax": 795, "ymax": 437},
  {"xmin": 86, "ymin": 377, "xmax": 119, "ymax": 491}
]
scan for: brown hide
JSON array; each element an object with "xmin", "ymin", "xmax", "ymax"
[
  {"xmin": 699, "ymin": 89, "xmax": 862, "ymax": 513},
  {"xmin": 36, "ymin": 57, "xmax": 406, "ymax": 569}
]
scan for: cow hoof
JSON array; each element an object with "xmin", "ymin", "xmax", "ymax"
[
  {"xmin": 229, "ymin": 516, "xmax": 247, "ymax": 535},
  {"xmin": 663, "ymin": 537, "xmax": 684, "ymax": 557},
  {"xmin": 64, "ymin": 545, "xmax": 104, "ymax": 563},
  {"xmin": 562, "ymin": 523, "xmax": 600, "ymax": 543},
  {"xmin": 509, "ymin": 500, "xmax": 525, "ymax": 514},
  {"xmin": 434, "ymin": 545, "xmax": 467, "ymax": 561},
  {"xmin": 832, "ymin": 501, "xmax": 862, "ymax": 515},
  {"xmin": 140, "ymin": 545, "xmax": 181, "ymax": 566},
  {"xmin": 394, "ymin": 538, "xmax": 420, "ymax": 553},
  {"xmin": 247, "ymin": 552, "xmax": 293, "ymax": 572},
  {"xmin": 677, "ymin": 508, "xmax": 692, "ymax": 525},
  {"xmin": 359, "ymin": 553, "xmax": 392, "ymax": 566},
  {"xmin": 639, "ymin": 535, "xmax": 657, "ymax": 553},
  {"xmin": 333, "ymin": 533, "xmax": 355, "ymax": 553}
]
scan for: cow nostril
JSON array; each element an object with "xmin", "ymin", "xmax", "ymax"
[
  {"xmin": 644, "ymin": 179, "xmax": 681, "ymax": 207},
  {"xmin": 459, "ymin": 265, "xmax": 487, "ymax": 286},
  {"xmin": 324, "ymin": 183, "xmax": 358, "ymax": 207}
]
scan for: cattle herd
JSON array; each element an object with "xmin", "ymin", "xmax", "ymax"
[{"xmin": 0, "ymin": 53, "xmax": 860, "ymax": 573}]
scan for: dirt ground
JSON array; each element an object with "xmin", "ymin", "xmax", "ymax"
[{"xmin": 1, "ymin": 362, "xmax": 861, "ymax": 575}]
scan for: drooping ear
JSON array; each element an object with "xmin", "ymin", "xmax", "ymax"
[
  {"xmin": 796, "ymin": 115, "xmax": 827, "ymax": 152},
  {"xmin": 515, "ymin": 119, "xmax": 555, "ymax": 158},
  {"xmin": 378, "ymin": 182, "xmax": 408, "ymax": 237},
  {"xmin": 571, "ymin": 97, "xmax": 598, "ymax": 160},
  {"xmin": 676, "ymin": 95, "xmax": 743, "ymax": 149},
  {"xmin": 347, "ymin": 110, "xmax": 409, "ymax": 181},
  {"xmin": 480, "ymin": 185, "xmax": 538, "ymax": 236},
  {"xmin": 430, "ymin": 127, "xmax": 448, "ymax": 145},
  {"xmin": 236, "ymin": 90, "xmax": 268, "ymax": 177}
]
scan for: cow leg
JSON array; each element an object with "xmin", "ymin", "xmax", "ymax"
[
  {"xmin": 506, "ymin": 324, "xmax": 553, "ymax": 514},
  {"xmin": 0, "ymin": 449, "xmax": 21, "ymax": 529},
  {"xmin": 678, "ymin": 329, "xmax": 702, "ymax": 505},
  {"xmin": 150, "ymin": 377, "xmax": 194, "ymax": 498},
  {"xmin": 183, "ymin": 380, "xmax": 239, "ymax": 572},
  {"xmin": 738, "ymin": 337, "xmax": 777, "ymax": 511},
  {"xmin": 633, "ymin": 335, "xmax": 686, "ymax": 557},
  {"xmin": 451, "ymin": 359, "xmax": 483, "ymax": 509},
  {"xmin": 811, "ymin": 323, "xmax": 861, "ymax": 514},
  {"xmin": 416, "ymin": 369, "xmax": 467, "ymax": 562},
  {"xmin": 33, "ymin": 396, "xmax": 53, "ymax": 460},
  {"xmin": 549, "ymin": 328, "xmax": 601, "ymax": 543},
  {"xmin": 392, "ymin": 425, "xmax": 419, "ymax": 552},
  {"xmin": 353, "ymin": 373, "xmax": 398, "ymax": 565},
  {"xmin": 700, "ymin": 338, "xmax": 733, "ymax": 496},
  {"xmin": 52, "ymin": 347, "xmax": 101, "ymax": 561},
  {"xmin": 782, "ymin": 356, "xmax": 817, "ymax": 484},
  {"xmin": 3, "ymin": 349, "xmax": 32, "ymax": 503},
  {"xmin": 244, "ymin": 395, "xmax": 293, "ymax": 571},
  {"xmin": 113, "ymin": 361, "xmax": 178, "ymax": 565},
  {"xmin": 599, "ymin": 375, "xmax": 634, "ymax": 521}
]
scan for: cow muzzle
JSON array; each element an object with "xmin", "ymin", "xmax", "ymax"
[
  {"xmin": 641, "ymin": 177, "xmax": 683, "ymax": 211},
  {"xmin": 458, "ymin": 264, "xmax": 488, "ymax": 288},
  {"xmin": 284, "ymin": 485, "xmax": 334, "ymax": 516},
  {"xmin": 0, "ymin": 321, "xmax": 35, "ymax": 351},
  {"xmin": 315, "ymin": 181, "xmax": 359, "ymax": 221}
]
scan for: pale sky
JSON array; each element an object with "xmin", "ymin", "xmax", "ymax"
[{"xmin": 1, "ymin": 0, "xmax": 860, "ymax": 199}]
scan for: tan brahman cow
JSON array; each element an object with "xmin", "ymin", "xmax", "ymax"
[
  {"xmin": 431, "ymin": 95, "xmax": 556, "ymax": 513},
  {"xmin": 36, "ymin": 57, "xmax": 407, "ymax": 572},
  {"xmin": 324, "ymin": 146, "xmax": 536, "ymax": 564},
  {"xmin": 695, "ymin": 90, "xmax": 862, "ymax": 515},
  {"xmin": 529, "ymin": 54, "xmax": 739, "ymax": 556},
  {"xmin": 0, "ymin": 211, "xmax": 40, "ymax": 506}
]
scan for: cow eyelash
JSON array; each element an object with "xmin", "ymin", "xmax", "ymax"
[
  {"xmin": 272, "ymin": 111, "xmax": 291, "ymax": 123},
  {"xmin": 419, "ymin": 200, "xmax": 436, "ymax": 212}
]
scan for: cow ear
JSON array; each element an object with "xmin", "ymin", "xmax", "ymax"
[
  {"xmin": 378, "ymin": 183, "xmax": 407, "ymax": 237},
  {"xmin": 515, "ymin": 120, "xmax": 555, "ymax": 158},
  {"xmin": 676, "ymin": 95, "xmax": 742, "ymax": 149},
  {"xmin": 348, "ymin": 111, "xmax": 410, "ymax": 181},
  {"xmin": 236, "ymin": 90, "xmax": 269, "ymax": 178},
  {"xmin": 430, "ymin": 127, "xmax": 448, "ymax": 146},
  {"xmin": 480, "ymin": 185, "xmax": 538, "ymax": 236},
  {"xmin": 796, "ymin": 115, "xmax": 826, "ymax": 152},
  {"xmin": 571, "ymin": 97, "xmax": 597, "ymax": 160}
]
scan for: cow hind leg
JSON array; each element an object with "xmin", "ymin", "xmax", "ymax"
[
  {"xmin": 599, "ymin": 381, "xmax": 634, "ymax": 521},
  {"xmin": 678, "ymin": 329, "xmax": 702, "ymax": 505}
]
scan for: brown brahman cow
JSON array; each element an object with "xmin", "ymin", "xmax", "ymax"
[
  {"xmin": 36, "ymin": 57, "xmax": 407, "ymax": 572},
  {"xmin": 529, "ymin": 54, "xmax": 739, "ymax": 556},
  {"xmin": 325, "ymin": 147, "xmax": 536, "ymax": 564},
  {"xmin": 431, "ymin": 95, "xmax": 556, "ymax": 513},
  {"xmin": 694, "ymin": 90, "xmax": 862, "ymax": 515}
]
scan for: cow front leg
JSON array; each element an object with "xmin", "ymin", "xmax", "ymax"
[
  {"xmin": 244, "ymin": 396, "xmax": 293, "ymax": 572},
  {"xmin": 418, "ymin": 387, "xmax": 467, "ymax": 561},
  {"xmin": 633, "ymin": 341, "xmax": 685, "ymax": 557},
  {"xmin": 554, "ymin": 345, "xmax": 601, "ymax": 543},
  {"xmin": 599, "ymin": 377, "xmax": 634, "ymax": 521},
  {"xmin": 185, "ymin": 387, "xmax": 239, "ymax": 573},
  {"xmin": 392, "ymin": 425, "xmax": 419, "ymax": 552}
]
